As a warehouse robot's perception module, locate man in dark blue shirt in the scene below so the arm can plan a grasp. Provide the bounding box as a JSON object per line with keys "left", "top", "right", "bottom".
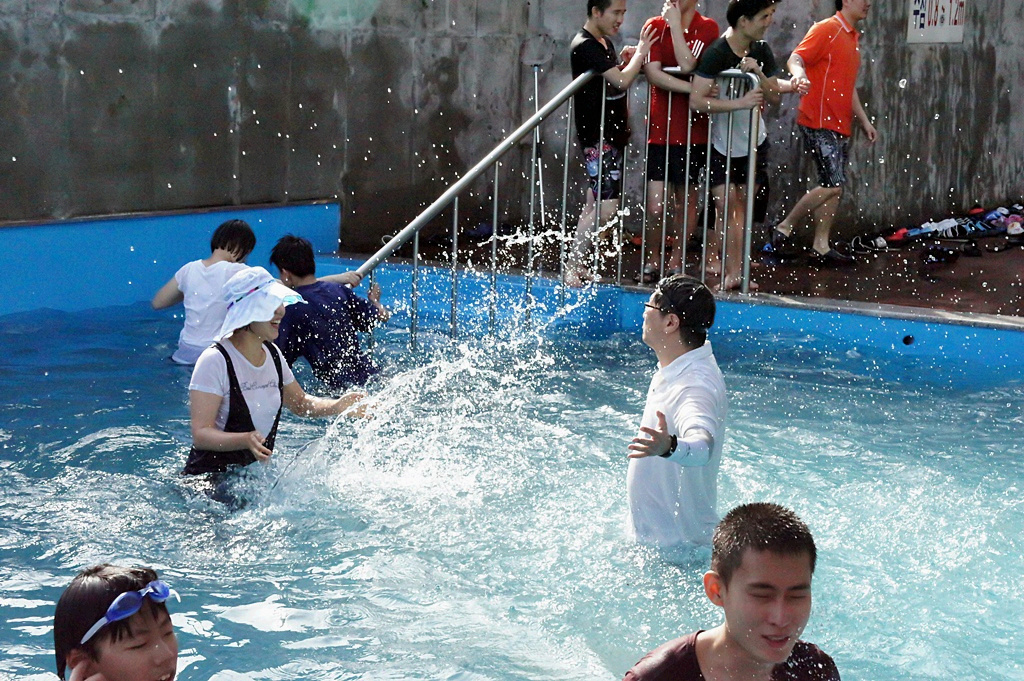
{"left": 270, "top": 235, "right": 389, "bottom": 391}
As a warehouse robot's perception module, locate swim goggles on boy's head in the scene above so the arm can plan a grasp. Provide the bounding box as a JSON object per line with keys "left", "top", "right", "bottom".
{"left": 80, "top": 580, "right": 180, "bottom": 645}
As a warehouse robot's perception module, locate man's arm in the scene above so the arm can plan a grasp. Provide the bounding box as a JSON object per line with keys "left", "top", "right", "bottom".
{"left": 151, "top": 277, "right": 184, "bottom": 309}
{"left": 627, "top": 410, "right": 713, "bottom": 466}
{"left": 690, "top": 74, "right": 763, "bottom": 114}
{"left": 319, "top": 271, "right": 362, "bottom": 288}
{"left": 786, "top": 52, "right": 811, "bottom": 95}
{"left": 643, "top": 61, "right": 693, "bottom": 94}
{"left": 738, "top": 55, "right": 781, "bottom": 105}
{"left": 366, "top": 282, "right": 391, "bottom": 322}
{"left": 601, "top": 23, "right": 658, "bottom": 91}
{"left": 662, "top": 2, "right": 699, "bottom": 73}
{"left": 852, "top": 89, "right": 878, "bottom": 142}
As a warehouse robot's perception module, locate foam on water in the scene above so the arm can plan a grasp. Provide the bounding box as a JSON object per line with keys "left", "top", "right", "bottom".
{"left": 0, "top": 303, "right": 1022, "bottom": 680}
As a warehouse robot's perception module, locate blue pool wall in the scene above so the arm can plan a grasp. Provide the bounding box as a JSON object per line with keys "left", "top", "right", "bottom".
{"left": 3, "top": 205, "right": 1023, "bottom": 379}
{"left": 320, "top": 259, "right": 1024, "bottom": 381}
{"left": 0, "top": 202, "right": 340, "bottom": 316}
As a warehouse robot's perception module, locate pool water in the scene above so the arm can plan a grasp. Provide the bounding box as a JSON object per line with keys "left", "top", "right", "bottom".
{"left": 1, "top": 302, "right": 1022, "bottom": 680}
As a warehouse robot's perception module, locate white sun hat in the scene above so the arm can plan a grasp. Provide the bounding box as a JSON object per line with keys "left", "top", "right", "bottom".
{"left": 217, "top": 266, "right": 304, "bottom": 340}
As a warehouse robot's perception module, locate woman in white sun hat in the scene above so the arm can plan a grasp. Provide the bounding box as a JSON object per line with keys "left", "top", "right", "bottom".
{"left": 183, "top": 266, "right": 367, "bottom": 476}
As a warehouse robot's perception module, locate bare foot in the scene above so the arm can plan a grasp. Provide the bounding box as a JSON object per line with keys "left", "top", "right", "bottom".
{"left": 702, "top": 260, "right": 722, "bottom": 277}
{"left": 720, "top": 273, "right": 759, "bottom": 292}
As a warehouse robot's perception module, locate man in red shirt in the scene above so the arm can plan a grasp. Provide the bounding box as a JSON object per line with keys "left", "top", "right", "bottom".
{"left": 765, "top": 0, "right": 878, "bottom": 266}
{"left": 638, "top": 0, "right": 719, "bottom": 283}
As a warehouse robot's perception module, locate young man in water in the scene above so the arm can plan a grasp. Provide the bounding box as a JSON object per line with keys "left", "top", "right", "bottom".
{"left": 270, "top": 235, "right": 390, "bottom": 391}
{"left": 53, "top": 564, "right": 179, "bottom": 681}
{"left": 626, "top": 274, "right": 726, "bottom": 547}
{"left": 623, "top": 502, "right": 841, "bottom": 680}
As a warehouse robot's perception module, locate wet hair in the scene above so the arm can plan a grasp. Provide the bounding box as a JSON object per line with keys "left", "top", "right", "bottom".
{"left": 653, "top": 274, "right": 716, "bottom": 347}
{"left": 711, "top": 503, "right": 817, "bottom": 586}
{"left": 210, "top": 219, "right": 256, "bottom": 260}
{"left": 53, "top": 565, "right": 167, "bottom": 680}
{"left": 587, "top": 0, "right": 614, "bottom": 17}
{"left": 270, "top": 234, "right": 317, "bottom": 278}
{"left": 726, "top": 0, "right": 779, "bottom": 28}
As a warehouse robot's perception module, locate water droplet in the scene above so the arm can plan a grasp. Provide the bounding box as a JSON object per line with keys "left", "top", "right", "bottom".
{"left": 934, "top": 113, "right": 940, "bottom": 119}
{"left": 898, "top": 78, "right": 907, "bottom": 88}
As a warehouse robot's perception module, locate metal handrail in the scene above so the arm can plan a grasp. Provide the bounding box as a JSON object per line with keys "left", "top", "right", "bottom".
{"left": 355, "top": 71, "right": 596, "bottom": 280}
{"left": 354, "top": 64, "right": 764, "bottom": 349}
{"left": 715, "top": 70, "right": 761, "bottom": 294}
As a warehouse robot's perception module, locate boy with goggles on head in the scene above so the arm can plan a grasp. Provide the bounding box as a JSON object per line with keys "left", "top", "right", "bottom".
{"left": 53, "top": 565, "right": 179, "bottom": 681}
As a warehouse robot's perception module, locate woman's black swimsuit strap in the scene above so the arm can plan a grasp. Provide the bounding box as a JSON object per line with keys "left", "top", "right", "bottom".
{"left": 181, "top": 341, "right": 285, "bottom": 476}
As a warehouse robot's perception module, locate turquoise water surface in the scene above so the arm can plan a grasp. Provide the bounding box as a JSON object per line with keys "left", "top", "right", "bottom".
{"left": 1, "top": 300, "right": 1022, "bottom": 680}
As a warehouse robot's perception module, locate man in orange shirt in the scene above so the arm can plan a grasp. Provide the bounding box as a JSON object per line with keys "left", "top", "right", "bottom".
{"left": 764, "top": 0, "right": 878, "bottom": 266}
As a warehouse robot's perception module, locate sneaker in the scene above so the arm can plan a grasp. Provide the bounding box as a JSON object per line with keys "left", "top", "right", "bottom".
{"left": 808, "top": 248, "right": 855, "bottom": 267}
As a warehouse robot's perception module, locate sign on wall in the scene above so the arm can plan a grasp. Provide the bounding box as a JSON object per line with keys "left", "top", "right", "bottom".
{"left": 907, "top": 0, "right": 966, "bottom": 43}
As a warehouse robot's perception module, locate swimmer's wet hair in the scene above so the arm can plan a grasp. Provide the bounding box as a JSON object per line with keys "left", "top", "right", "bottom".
{"left": 711, "top": 502, "right": 817, "bottom": 586}
{"left": 653, "top": 274, "right": 716, "bottom": 347}
{"left": 53, "top": 564, "right": 166, "bottom": 680}
{"left": 270, "top": 234, "right": 317, "bottom": 278}
{"left": 210, "top": 219, "right": 256, "bottom": 261}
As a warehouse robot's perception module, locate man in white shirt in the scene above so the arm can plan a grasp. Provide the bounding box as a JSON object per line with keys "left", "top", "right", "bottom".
{"left": 626, "top": 274, "right": 727, "bottom": 547}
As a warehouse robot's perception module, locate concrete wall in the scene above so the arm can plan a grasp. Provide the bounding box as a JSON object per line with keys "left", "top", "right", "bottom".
{"left": 0, "top": 0, "right": 530, "bottom": 252}
{"left": 0, "top": 0, "right": 1020, "bottom": 251}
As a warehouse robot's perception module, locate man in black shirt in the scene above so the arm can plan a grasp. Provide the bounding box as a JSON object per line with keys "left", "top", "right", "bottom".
{"left": 567, "top": 0, "right": 655, "bottom": 286}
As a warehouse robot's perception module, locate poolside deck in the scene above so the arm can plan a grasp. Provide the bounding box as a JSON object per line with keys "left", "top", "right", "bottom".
{"left": 741, "top": 240, "right": 1024, "bottom": 319}
{"left": 360, "top": 231, "right": 1024, "bottom": 323}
